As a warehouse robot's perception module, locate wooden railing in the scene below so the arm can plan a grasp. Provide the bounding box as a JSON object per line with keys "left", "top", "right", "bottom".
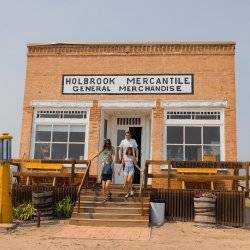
{"left": 151, "top": 188, "right": 245, "bottom": 227}
{"left": 145, "top": 160, "right": 250, "bottom": 194}
{"left": 11, "top": 159, "right": 91, "bottom": 186}
{"left": 77, "top": 160, "right": 92, "bottom": 213}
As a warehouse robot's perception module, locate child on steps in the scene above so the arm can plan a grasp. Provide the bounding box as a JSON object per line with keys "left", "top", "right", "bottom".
{"left": 101, "top": 154, "right": 114, "bottom": 202}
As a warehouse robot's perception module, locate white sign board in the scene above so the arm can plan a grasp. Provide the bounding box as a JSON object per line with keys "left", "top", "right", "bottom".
{"left": 62, "top": 74, "right": 193, "bottom": 95}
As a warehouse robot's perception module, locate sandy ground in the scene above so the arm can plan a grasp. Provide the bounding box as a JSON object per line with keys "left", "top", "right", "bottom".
{"left": 0, "top": 221, "right": 250, "bottom": 250}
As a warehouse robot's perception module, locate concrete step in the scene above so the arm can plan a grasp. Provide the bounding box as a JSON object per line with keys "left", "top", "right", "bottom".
{"left": 69, "top": 218, "right": 149, "bottom": 227}
{"left": 73, "top": 206, "right": 149, "bottom": 214}
{"left": 79, "top": 195, "right": 150, "bottom": 202}
{"left": 71, "top": 212, "right": 148, "bottom": 220}
{"left": 78, "top": 201, "right": 149, "bottom": 208}
{"left": 81, "top": 190, "right": 151, "bottom": 196}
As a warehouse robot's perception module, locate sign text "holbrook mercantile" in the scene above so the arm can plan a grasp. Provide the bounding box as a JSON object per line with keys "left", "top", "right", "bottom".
{"left": 62, "top": 74, "right": 193, "bottom": 95}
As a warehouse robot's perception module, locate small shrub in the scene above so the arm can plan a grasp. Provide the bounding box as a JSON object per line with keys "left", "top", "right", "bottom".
{"left": 13, "top": 203, "right": 34, "bottom": 221}
{"left": 54, "top": 197, "right": 73, "bottom": 218}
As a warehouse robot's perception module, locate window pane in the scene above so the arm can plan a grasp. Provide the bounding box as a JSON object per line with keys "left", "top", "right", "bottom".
{"left": 167, "top": 126, "right": 183, "bottom": 144}
{"left": 69, "top": 125, "right": 85, "bottom": 142}
{"left": 34, "top": 143, "right": 50, "bottom": 159}
{"left": 203, "top": 146, "right": 220, "bottom": 161}
{"left": 167, "top": 145, "right": 183, "bottom": 160}
{"left": 51, "top": 143, "right": 67, "bottom": 159}
{"left": 203, "top": 127, "right": 220, "bottom": 144}
{"left": 35, "top": 125, "right": 51, "bottom": 142}
{"left": 185, "top": 127, "right": 201, "bottom": 144}
{"left": 185, "top": 145, "right": 202, "bottom": 161}
{"left": 52, "top": 125, "right": 68, "bottom": 142}
{"left": 68, "top": 144, "right": 85, "bottom": 159}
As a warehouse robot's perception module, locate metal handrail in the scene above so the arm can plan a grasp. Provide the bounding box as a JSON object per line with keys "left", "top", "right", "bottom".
{"left": 77, "top": 160, "right": 92, "bottom": 213}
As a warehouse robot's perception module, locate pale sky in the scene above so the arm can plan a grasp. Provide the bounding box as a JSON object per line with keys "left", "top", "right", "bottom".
{"left": 0, "top": 0, "right": 249, "bottom": 160}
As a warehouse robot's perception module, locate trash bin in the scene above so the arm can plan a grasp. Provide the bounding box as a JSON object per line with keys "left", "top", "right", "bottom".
{"left": 150, "top": 199, "right": 165, "bottom": 225}
{"left": 245, "top": 198, "right": 250, "bottom": 228}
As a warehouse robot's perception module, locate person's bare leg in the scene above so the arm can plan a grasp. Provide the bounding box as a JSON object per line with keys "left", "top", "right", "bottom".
{"left": 123, "top": 175, "right": 128, "bottom": 192}
{"left": 127, "top": 175, "right": 133, "bottom": 194}
{"left": 106, "top": 180, "right": 112, "bottom": 200}
{"left": 102, "top": 181, "right": 105, "bottom": 198}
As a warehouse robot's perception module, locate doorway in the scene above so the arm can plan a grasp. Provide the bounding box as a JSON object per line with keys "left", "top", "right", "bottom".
{"left": 99, "top": 110, "right": 151, "bottom": 184}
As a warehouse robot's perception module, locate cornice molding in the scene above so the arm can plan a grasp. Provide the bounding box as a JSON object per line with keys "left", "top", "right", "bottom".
{"left": 27, "top": 43, "right": 235, "bottom": 57}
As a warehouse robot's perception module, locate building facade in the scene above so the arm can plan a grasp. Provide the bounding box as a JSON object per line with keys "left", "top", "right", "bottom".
{"left": 20, "top": 42, "right": 237, "bottom": 186}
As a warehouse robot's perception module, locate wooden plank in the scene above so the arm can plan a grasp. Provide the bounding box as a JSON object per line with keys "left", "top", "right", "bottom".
{"left": 13, "top": 171, "right": 84, "bottom": 178}
{"left": 148, "top": 173, "right": 246, "bottom": 181}
{"left": 25, "top": 162, "right": 63, "bottom": 170}
{"left": 176, "top": 168, "right": 218, "bottom": 174}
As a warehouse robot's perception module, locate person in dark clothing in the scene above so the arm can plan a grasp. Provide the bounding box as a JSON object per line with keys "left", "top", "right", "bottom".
{"left": 101, "top": 154, "right": 114, "bottom": 202}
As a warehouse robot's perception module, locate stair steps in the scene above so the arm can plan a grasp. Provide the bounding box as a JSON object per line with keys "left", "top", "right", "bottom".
{"left": 70, "top": 184, "right": 151, "bottom": 227}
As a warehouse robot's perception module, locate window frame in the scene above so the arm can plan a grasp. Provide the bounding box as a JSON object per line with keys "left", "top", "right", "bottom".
{"left": 31, "top": 107, "right": 90, "bottom": 160}
{"left": 163, "top": 108, "right": 225, "bottom": 162}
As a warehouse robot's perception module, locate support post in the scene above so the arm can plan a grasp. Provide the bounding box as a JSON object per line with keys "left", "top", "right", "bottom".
{"left": 245, "top": 162, "right": 249, "bottom": 197}
{"left": 71, "top": 161, "right": 75, "bottom": 185}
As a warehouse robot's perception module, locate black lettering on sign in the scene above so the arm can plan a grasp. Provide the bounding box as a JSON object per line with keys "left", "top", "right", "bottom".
{"left": 65, "top": 78, "right": 71, "bottom": 85}
{"left": 126, "top": 78, "right": 135, "bottom": 84}
{"left": 184, "top": 77, "right": 190, "bottom": 84}
{"left": 119, "top": 86, "right": 126, "bottom": 91}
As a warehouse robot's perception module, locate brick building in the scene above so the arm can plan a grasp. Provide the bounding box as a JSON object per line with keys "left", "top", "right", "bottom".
{"left": 20, "top": 42, "right": 237, "bottom": 187}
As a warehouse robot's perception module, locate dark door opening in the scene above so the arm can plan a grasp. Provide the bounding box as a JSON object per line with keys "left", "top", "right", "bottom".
{"left": 129, "top": 127, "right": 142, "bottom": 184}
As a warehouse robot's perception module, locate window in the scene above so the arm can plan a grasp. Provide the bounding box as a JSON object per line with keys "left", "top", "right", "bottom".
{"left": 34, "top": 124, "right": 85, "bottom": 160}
{"left": 166, "top": 126, "right": 221, "bottom": 161}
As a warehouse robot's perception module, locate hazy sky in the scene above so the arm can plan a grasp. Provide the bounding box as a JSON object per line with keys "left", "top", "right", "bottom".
{"left": 0, "top": 0, "right": 249, "bottom": 160}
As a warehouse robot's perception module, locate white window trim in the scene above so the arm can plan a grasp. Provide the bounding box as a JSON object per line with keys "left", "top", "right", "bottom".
{"left": 161, "top": 100, "right": 227, "bottom": 108}
{"left": 30, "top": 107, "right": 90, "bottom": 160}
{"left": 31, "top": 100, "right": 93, "bottom": 108}
{"left": 98, "top": 100, "right": 156, "bottom": 109}
{"left": 163, "top": 107, "right": 225, "bottom": 161}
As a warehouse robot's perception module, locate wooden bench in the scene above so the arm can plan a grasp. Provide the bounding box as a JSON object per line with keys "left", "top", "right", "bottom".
{"left": 176, "top": 168, "right": 218, "bottom": 190}
{"left": 12, "top": 160, "right": 86, "bottom": 186}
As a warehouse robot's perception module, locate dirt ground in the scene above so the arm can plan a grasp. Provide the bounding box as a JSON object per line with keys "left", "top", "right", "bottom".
{"left": 0, "top": 221, "right": 250, "bottom": 250}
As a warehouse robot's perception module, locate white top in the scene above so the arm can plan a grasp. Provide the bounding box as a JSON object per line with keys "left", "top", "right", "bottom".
{"left": 123, "top": 155, "right": 135, "bottom": 168}
{"left": 119, "top": 139, "right": 138, "bottom": 154}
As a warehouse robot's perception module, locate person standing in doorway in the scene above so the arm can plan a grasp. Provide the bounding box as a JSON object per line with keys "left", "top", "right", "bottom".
{"left": 118, "top": 131, "right": 139, "bottom": 196}
{"left": 118, "top": 131, "right": 139, "bottom": 162}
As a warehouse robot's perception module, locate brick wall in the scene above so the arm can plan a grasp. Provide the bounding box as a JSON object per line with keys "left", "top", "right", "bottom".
{"left": 20, "top": 43, "right": 237, "bottom": 185}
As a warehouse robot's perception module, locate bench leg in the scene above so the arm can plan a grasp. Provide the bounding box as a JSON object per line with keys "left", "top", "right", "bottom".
{"left": 182, "top": 181, "right": 186, "bottom": 189}
{"left": 53, "top": 177, "right": 56, "bottom": 187}
{"left": 26, "top": 176, "right": 30, "bottom": 185}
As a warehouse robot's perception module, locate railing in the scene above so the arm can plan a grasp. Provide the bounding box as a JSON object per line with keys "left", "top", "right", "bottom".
{"left": 145, "top": 160, "right": 250, "bottom": 195}
{"left": 11, "top": 159, "right": 91, "bottom": 186}
{"left": 77, "top": 160, "right": 92, "bottom": 213}
{"left": 12, "top": 184, "right": 77, "bottom": 206}
{"left": 151, "top": 189, "right": 245, "bottom": 227}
